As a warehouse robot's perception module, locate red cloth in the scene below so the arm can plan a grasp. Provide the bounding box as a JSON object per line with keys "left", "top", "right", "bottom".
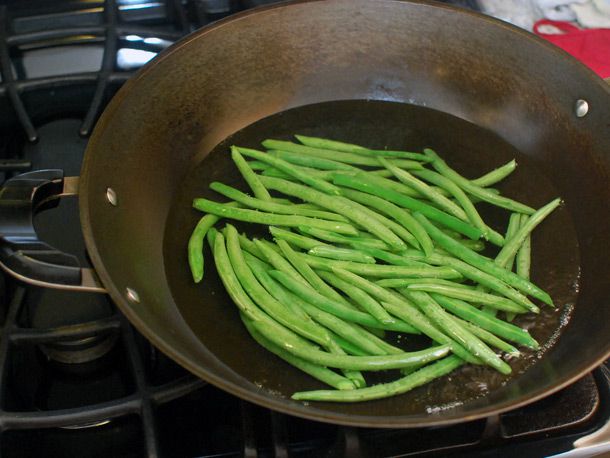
{"left": 534, "top": 19, "right": 610, "bottom": 78}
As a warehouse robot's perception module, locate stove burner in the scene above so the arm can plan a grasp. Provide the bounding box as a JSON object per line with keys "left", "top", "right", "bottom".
{"left": 26, "top": 287, "right": 118, "bottom": 365}
{"left": 61, "top": 419, "right": 112, "bottom": 430}
{"left": 40, "top": 333, "right": 118, "bottom": 365}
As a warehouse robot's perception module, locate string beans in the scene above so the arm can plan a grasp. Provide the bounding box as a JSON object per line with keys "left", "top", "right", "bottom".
{"left": 188, "top": 134, "right": 561, "bottom": 404}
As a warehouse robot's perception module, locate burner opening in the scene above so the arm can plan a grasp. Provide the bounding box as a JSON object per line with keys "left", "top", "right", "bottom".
{"left": 5, "top": 334, "right": 135, "bottom": 412}
{"left": 1, "top": 414, "right": 144, "bottom": 458}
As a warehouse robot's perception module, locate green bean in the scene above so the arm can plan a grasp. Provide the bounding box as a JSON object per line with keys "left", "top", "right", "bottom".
{"left": 453, "top": 317, "right": 520, "bottom": 355}
{"left": 332, "top": 172, "right": 482, "bottom": 240}
{"left": 269, "top": 149, "right": 360, "bottom": 172}
{"left": 368, "top": 168, "right": 395, "bottom": 177}
{"left": 235, "top": 146, "right": 342, "bottom": 196}
{"left": 230, "top": 146, "right": 272, "bottom": 201}
{"left": 262, "top": 139, "right": 425, "bottom": 169}
{"left": 272, "top": 197, "right": 297, "bottom": 205}
{"left": 237, "top": 234, "right": 267, "bottom": 260}
{"left": 295, "top": 202, "right": 328, "bottom": 211}
{"left": 250, "top": 320, "right": 450, "bottom": 371}
{"left": 218, "top": 231, "right": 448, "bottom": 370}
{"left": 424, "top": 149, "right": 535, "bottom": 214}
{"left": 295, "top": 134, "right": 432, "bottom": 161}
{"left": 380, "top": 299, "right": 478, "bottom": 365}
{"left": 499, "top": 213, "right": 522, "bottom": 270}
{"left": 379, "top": 157, "right": 468, "bottom": 221}
{"left": 339, "top": 188, "right": 433, "bottom": 255}
{"left": 270, "top": 226, "right": 328, "bottom": 251}
{"left": 297, "top": 226, "right": 390, "bottom": 251}
{"left": 299, "top": 252, "right": 462, "bottom": 279}
{"left": 437, "top": 230, "right": 488, "bottom": 252}
{"left": 516, "top": 215, "right": 532, "bottom": 280}
{"left": 495, "top": 198, "right": 561, "bottom": 269}
{"left": 376, "top": 278, "right": 475, "bottom": 289}
{"left": 470, "top": 159, "right": 517, "bottom": 187}
{"left": 341, "top": 171, "right": 458, "bottom": 200}
{"left": 258, "top": 176, "right": 407, "bottom": 251}
{"left": 192, "top": 198, "right": 358, "bottom": 235}
{"left": 456, "top": 240, "right": 486, "bottom": 252}
{"left": 291, "top": 355, "right": 463, "bottom": 402}
{"left": 275, "top": 239, "right": 353, "bottom": 308}
{"left": 349, "top": 246, "right": 429, "bottom": 268}
{"left": 322, "top": 189, "right": 421, "bottom": 249}
{"left": 329, "top": 321, "right": 403, "bottom": 355}
{"left": 268, "top": 270, "right": 416, "bottom": 333}
{"left": 480, "top": 212, "right": 521, "bottom": 316}
{"left": 328, "top": 321, "right": 401, "bottom": 355}
{"left": 255, "top": 239, "right": 309, "bottom": 285}
{"left": 325, "top": 341, "right": 368, "bottom": 388}
{"left": 412, "top": 168, "right": 504, "bottom": 246}
{"left": 248, "top": 260, "right": 388, "bottom": 356}
{"left": 261, "top": 164, "right": 338, "bottom": 182}
{"left": 225, "top": 225, "right": 330, "bottom": 346}
{"left": 309, "top": 245, "right": 376, "bottom": 264}
{"left": 329, "top": 268, "right": 480, "bottom": 364}
{"left": 188, "top": 202, "right": 240, "bottom": 283}
{"left": 246, "top": 160, "right": 270, "bottom": 171}
{"left": 213, "top": 231, "right": 282, "bottom": 320}
{"left": 340, "top": 200, "right": 420, "bottom": 248}
{"left": 215, "top": 233, "right": 327, "bottom": 350}
{"left": 261, "top": 167, "right": 298, "bottom": 181}
{"left": 316, "top": 270, "right": 397, "bottom": 326}
{"left": 368, "top": 149, "right": 432, "bottom": 161}
{"left": 431, "top": 294, "right": 539, "bottom": 349}
{"left": 188, "top": 214, "right": 219, "bottom": 283}
{"left": 427, "top": 253, "right": 540, "bottom": 313}
{"left": 206, "top": 227, "right": 219, "bottom": 253}
{"left": 413, "top": 213, "right": 551, "bottom": 308}
{"left": 439, "top": 228, "right": 462, "bottom": 239}
{"left": 241, "top": 314, "right": 356, "bottom": 390}
{"left": 267, "top": 149, "right": 358, "bottom": 171}
{"left": 295, "top": 134, "right": 371, "bottom": 153}
{"left": 329, "top": 332, "right": 370, "bottom": 356}
{"left": 404, "top": 290, "right": 511, "bottom": 374}
{"left": 210, "top": 181, "right": 348, "bottom": 222}
{"left": 242, "top": 251, "right": 311, "bottom": 319}
{"left": 346, "top": 326, "right": 404, "bottom": 355}
{"left": 406, "top": 284, "right": 527, "bottom": 314}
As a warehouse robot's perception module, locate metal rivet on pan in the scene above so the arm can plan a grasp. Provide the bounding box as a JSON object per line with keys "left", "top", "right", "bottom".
{"left": 575, "top": 99, "right": 589, "bottom": 118}
{"left": 106, "top": 187, "right": 118, "bottom": 206}
{"left": 126, "top": 287, "right": 140, "bottom": 304}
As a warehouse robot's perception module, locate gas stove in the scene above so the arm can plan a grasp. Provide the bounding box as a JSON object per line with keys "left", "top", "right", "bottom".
{"left": 0, "top": 1, "right": 608, "bottom": 457}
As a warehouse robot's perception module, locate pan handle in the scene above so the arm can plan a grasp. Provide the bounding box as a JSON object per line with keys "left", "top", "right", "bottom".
{"left": 0, "top": 169, "right": 105, "bottom": 293}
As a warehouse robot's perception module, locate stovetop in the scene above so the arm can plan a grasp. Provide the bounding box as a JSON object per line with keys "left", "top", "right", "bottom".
{"left": 0, "top": 1, "right": 608, "bottom": 457}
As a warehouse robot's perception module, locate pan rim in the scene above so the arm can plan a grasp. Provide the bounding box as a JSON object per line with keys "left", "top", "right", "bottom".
{"left": 79, "top": 0, "right": 610, "bottom": 428}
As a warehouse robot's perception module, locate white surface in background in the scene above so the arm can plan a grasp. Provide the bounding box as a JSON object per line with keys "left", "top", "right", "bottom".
{"left": 572, "top": 0, "right": 610, "bottom": 27}
{"left": 22, "top": 46, "right": 103, "bottom": 78}
{"left": 20, "top": 45, "right": 161, "bottom": 78}
{"left": 478, "top": 0, "right": 543, "bottom": 30}
{"left": 480, "top": 0, "right": 610, "bottom": 30}
{"left": 116, "top": 48, "right": 157, "bottom": 69}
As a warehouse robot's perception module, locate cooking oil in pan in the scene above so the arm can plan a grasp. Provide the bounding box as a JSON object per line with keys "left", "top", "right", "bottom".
{"left": 164, "top": 100, "right": 580, "bottom": 412}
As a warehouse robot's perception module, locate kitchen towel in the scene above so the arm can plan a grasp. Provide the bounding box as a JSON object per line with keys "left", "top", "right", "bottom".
{"left": 534, "top": 19, "right": 610, "bottom": 77}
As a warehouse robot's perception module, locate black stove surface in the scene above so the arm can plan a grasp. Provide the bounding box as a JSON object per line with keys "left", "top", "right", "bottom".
{"left": 0, "top": 1, "right": 608, "bottom": 457}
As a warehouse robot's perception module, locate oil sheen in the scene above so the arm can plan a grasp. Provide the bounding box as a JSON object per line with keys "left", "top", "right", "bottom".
{"left": 164, "top": 100, "right": 580, "bottom": 413}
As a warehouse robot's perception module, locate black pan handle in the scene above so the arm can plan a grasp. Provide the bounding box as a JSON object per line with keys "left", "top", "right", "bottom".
{"left": 0, "top": 169, "right": 105, "bottom": 292}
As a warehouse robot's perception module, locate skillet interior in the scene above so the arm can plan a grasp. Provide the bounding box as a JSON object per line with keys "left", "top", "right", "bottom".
{"left": 79, "top": 0, "right": 610, "bottom": 426}
{"left": 164, "top": 99, "right": 581, "bottom": 413}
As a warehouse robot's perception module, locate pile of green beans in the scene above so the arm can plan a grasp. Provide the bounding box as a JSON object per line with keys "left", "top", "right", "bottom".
{"left": 188, "top": 134, "right": 561, "bottom": 403}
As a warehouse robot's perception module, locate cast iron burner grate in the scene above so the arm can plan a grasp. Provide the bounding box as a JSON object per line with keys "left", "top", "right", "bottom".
{"left": 0, "top": 1, "right": 608, "bottom": 457}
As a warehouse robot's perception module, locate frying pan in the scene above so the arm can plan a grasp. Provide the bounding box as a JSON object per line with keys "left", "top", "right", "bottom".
{"left": 0, "top": 0, "right": 609, "bottom": 428}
